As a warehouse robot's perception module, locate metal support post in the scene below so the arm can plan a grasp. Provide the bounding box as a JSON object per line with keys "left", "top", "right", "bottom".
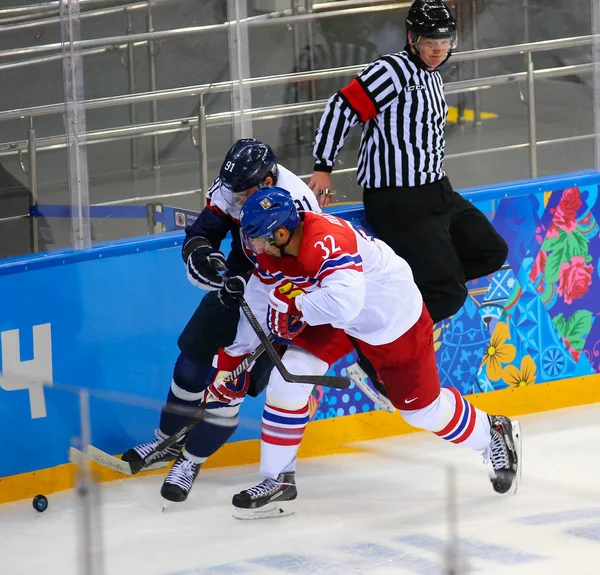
{"left": 126, "top": 11, "right": 138, "bottom": 170}
{"left": 27, "top": 116, "right": 39, "bottom": 253}
{"left": 470, "top": 0, "right": 480, "bottom": 126}
{"left": 147, "top": 2, "right": 159, "bottom": 169}
{"left": 227, "top": 0, "right": 252, "bottom": 140}
{"left": 306, "top": 0, "right": 317, "bottom": 144}
{"left": 592, "top": 0, "right": 600, "bottom": 172}
{"left": 60, "top": 0, "right": 91, "bottom": 251}
{"left": 456, "top": 0, "right": 465, "bottom": 125}
{"left": 198, "top": 94, "right": 208, "bottom": 208}
{"left": 527, "top": 54, "right": 538, "bottom": 178}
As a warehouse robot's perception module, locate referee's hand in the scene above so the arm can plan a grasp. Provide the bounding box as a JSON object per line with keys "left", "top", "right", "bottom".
{"left": 308, "top": 171, "right": 334, "bottom": 208}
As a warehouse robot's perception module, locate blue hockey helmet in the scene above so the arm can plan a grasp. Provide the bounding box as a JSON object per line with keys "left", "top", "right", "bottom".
{"left": 220, "top": 139, "right": 278, "bottom": 195}
{"left": 240, "top": 186, "right": 300, "bottom": 253}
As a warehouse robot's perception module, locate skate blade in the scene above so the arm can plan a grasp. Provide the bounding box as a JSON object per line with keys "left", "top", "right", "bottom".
{"left": 489, "top": 420, "right": 522, "bottom": 496}
{"left": 232, "top": 502, "right": 295, "bottom": 520}
{"left": 509, "top": 420, "right": 522, "bottom": 496}
{"left": 161, "top": 500, "right": 173, "bottom": 512}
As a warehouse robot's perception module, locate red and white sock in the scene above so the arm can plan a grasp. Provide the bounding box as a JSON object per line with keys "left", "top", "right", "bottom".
{"left": 400, "top": 387, "right": 491, "bottom": 452}
{"left": 259, "top": 346, "right": 327, "bottom": 479}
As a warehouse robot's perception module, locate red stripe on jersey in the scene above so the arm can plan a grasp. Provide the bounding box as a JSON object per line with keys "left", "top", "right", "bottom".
{"left": 434, "top": 387, "right": 463, "bottom": 438}
{"left": 340, "top": 79, "right": 377, "bottom": 123}
{"left": 318, "top": 263, "right": 363, "bottom": 282}
{"left": 206, "top": 198, "right": 226, "bottom": 216}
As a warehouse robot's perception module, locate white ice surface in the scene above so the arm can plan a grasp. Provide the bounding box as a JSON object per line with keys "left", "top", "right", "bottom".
{"left": 2, "top": 404, "right": 600, "bottom": 575}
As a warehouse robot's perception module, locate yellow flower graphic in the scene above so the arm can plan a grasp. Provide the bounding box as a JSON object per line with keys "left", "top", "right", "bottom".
{"left": 502, "top": 355, "right": 537, "bottom": 388}
{"left": 433, "top": 323, "right": 446, "bottom": 352}
{"left": 482, "top": 322, "right": 516, "bottom": 381}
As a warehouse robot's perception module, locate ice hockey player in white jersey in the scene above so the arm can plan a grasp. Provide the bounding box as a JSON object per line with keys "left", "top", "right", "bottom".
{"left": 120, "top": 140, "right": 320, "bottom": 505}
{"left": 206, "top": 186, "right": 521, "bottom": 519}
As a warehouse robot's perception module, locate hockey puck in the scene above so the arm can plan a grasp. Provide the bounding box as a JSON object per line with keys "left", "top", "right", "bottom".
{"left": 32, "top": 494, "right": 48, "bottom": 513}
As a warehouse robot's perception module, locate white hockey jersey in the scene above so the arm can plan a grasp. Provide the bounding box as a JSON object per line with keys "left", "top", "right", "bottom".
{"left": 228, "top": 211, "right": 423, "bottom": 355}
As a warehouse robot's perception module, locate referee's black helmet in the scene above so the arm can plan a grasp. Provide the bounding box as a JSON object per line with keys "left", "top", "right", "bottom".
{"left": 406, "top": 0, "right": 456, "bottom": 40}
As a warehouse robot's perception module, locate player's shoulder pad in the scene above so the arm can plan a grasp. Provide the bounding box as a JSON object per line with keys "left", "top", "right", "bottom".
{"left": 277, "top": 165, "right": 321, "bottom": 213}
{"left": 302, "top": 213, "right": 357, "bottom": 260}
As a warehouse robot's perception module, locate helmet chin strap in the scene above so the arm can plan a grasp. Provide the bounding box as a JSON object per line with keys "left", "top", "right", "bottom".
{"left": 272, "top": 227, "right": 296, "bottom": 257}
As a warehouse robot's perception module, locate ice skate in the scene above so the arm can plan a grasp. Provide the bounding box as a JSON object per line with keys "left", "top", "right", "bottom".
{"left": 160, "top": 452, "right": 201, "bottom": 504}
{"left": 486, "top": 415, "right": 521, "bottom": 495}
{"left": 120, "top": 429, "right": 185, "bottom": 472}
{"left": 232, "top": 472, "right": 297, "bottom": 520}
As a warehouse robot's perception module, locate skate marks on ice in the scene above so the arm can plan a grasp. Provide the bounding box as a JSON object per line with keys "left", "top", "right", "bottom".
{"left": 518, "top": 507, "right": 600, "bottom": 542}
{"left": 163, "top": 534, "right": 545, "bottom": 575}
{"left": 163, "top": 505, "right": 600, "bottom": 575}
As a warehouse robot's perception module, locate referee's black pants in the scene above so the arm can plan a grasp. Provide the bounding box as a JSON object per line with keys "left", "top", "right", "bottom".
{"left": 363, "top": 176, "right": 508, "bottom": 324}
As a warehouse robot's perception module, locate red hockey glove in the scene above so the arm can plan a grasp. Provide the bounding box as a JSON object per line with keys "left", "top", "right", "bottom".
{"left": 267, "top": 282, "right": 306, "bottom": 344}
{"left": 207, "top": 348, "right": 250, "bottom": 403}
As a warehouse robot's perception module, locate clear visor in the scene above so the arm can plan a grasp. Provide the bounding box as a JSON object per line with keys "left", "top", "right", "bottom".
{"left": 221, "top": 183, "right": 260, "bottom": 208}
{"left": 246, "top": 234, "right": 274, "bottom": 255}
{"left": 416, "top": 33, "right": 458, "bottom": 51}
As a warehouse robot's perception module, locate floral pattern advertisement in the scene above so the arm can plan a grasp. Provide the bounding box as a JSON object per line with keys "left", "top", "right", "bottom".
{"left": 311, "top": 184, "right": 600, "bottom": 420}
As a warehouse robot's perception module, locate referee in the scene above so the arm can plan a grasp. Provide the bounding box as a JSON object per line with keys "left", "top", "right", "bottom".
{"left": 308, "top": 0, "right": 508, "bottom": 325}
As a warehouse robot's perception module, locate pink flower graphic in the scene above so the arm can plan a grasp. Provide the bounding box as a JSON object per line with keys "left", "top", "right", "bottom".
{"left": 556, "top": 256, "right": 593, "bottom": 304}
{"left": 529, "top": 249, "right": 547, "bottom": 284}
{"left": 562, "top": 338, "right": 581, "bottom": 363}
{"left": 548, "top": 188, "right": 582, "bottom": 237}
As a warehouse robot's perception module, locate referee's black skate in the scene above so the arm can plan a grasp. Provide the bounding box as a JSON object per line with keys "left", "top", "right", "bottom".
{"left": 160, "top": 452, "right": 201, "bottom": 505}
{"left": 232, "top": 472, "right": 297, "bottom": 520}
{"left": 121, "top": 429, "right": 185, "bottom": 471}
{"left": 486, "top": 415, "right": 522, "bottom": 495}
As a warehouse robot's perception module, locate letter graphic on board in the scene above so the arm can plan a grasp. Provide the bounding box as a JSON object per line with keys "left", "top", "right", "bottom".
{"left": 0, "top": 324, "right": 53, "bottom": 419}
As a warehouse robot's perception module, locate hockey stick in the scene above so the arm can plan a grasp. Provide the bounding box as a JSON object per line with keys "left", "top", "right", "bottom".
{"left": 226, "top": 277, "right": 350, "bottom": 389}
{"left": 70, "top": 336, "right": 272, "bottom": 476}
{"left": 345, "top": 363, "right": 395, "bottom": 413}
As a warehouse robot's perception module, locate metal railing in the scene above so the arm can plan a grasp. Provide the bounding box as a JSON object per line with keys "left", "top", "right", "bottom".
{"left": 0, "top": 12, "right": 595, "bottom": 251}
{"left": 0, "top": 2, "right": 410, "bottom": 60}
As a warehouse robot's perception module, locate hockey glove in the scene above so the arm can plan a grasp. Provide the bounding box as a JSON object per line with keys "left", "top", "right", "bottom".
{"left": 207, "top": 348, "right": 251, "bottom": 404}
{"left": 218, "top": 275, "right": 247, "bottom": 308}
{"left": 183, "top": 237, "right": 226, "bottom": 291}
{"left": 267, "top": 282, "right": 306, "bottom": 345}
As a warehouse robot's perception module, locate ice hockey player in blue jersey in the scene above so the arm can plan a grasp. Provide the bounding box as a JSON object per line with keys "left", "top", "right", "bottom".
{"left": 120, "top": 139, "right": 320, "bottom": 504}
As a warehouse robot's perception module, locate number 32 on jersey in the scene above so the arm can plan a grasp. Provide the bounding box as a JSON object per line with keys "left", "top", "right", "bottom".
{"left": 314, "top": 235, "right": 342, "bottom": 260}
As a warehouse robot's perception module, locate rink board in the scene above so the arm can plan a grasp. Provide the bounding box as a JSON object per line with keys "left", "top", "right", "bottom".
{"left": 1, "top": 170, "right": 600, "bottom": 504}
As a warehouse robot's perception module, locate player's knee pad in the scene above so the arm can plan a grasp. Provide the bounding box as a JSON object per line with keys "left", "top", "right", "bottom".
{"left": 265, "top": 346, "right": 327, "bottom": 410}
{"left": 160, "top": 354, "right": 210, "bottom": 436}
{"left": 171, "top": 353, "right": 211, "bottom": 400}
{"left": 204, "top": 401, "right": 241, "bottom": 427}
{"left": 184, "top": 402, "right": 240, "bottom": 460}
{"left": 399, "top": 388, "right": 454, "bottom": 432}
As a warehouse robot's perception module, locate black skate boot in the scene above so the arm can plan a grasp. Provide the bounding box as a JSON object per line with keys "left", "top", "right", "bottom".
{"left": 121, "top": 429, "right": 185, "bottom": 472}
{"left": 486, "top": 415, "right": 522, "bottom": 495}
{"left": 232, "top": 472, "right": 297, "bottom": 520}
{"left": 160, "top": 452, "right": 201, "bottom": 505}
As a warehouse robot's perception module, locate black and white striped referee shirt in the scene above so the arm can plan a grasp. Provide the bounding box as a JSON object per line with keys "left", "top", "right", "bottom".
{"left": 313, "top": 46, "right": 448, "bottom": 189}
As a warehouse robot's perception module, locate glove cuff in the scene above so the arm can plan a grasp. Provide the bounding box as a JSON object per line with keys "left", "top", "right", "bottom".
{"left": 215, "top": 348, "right": 248, "bottom": 371}
{"left": 182, "top": 236, "right": 213, "bottom": 262}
